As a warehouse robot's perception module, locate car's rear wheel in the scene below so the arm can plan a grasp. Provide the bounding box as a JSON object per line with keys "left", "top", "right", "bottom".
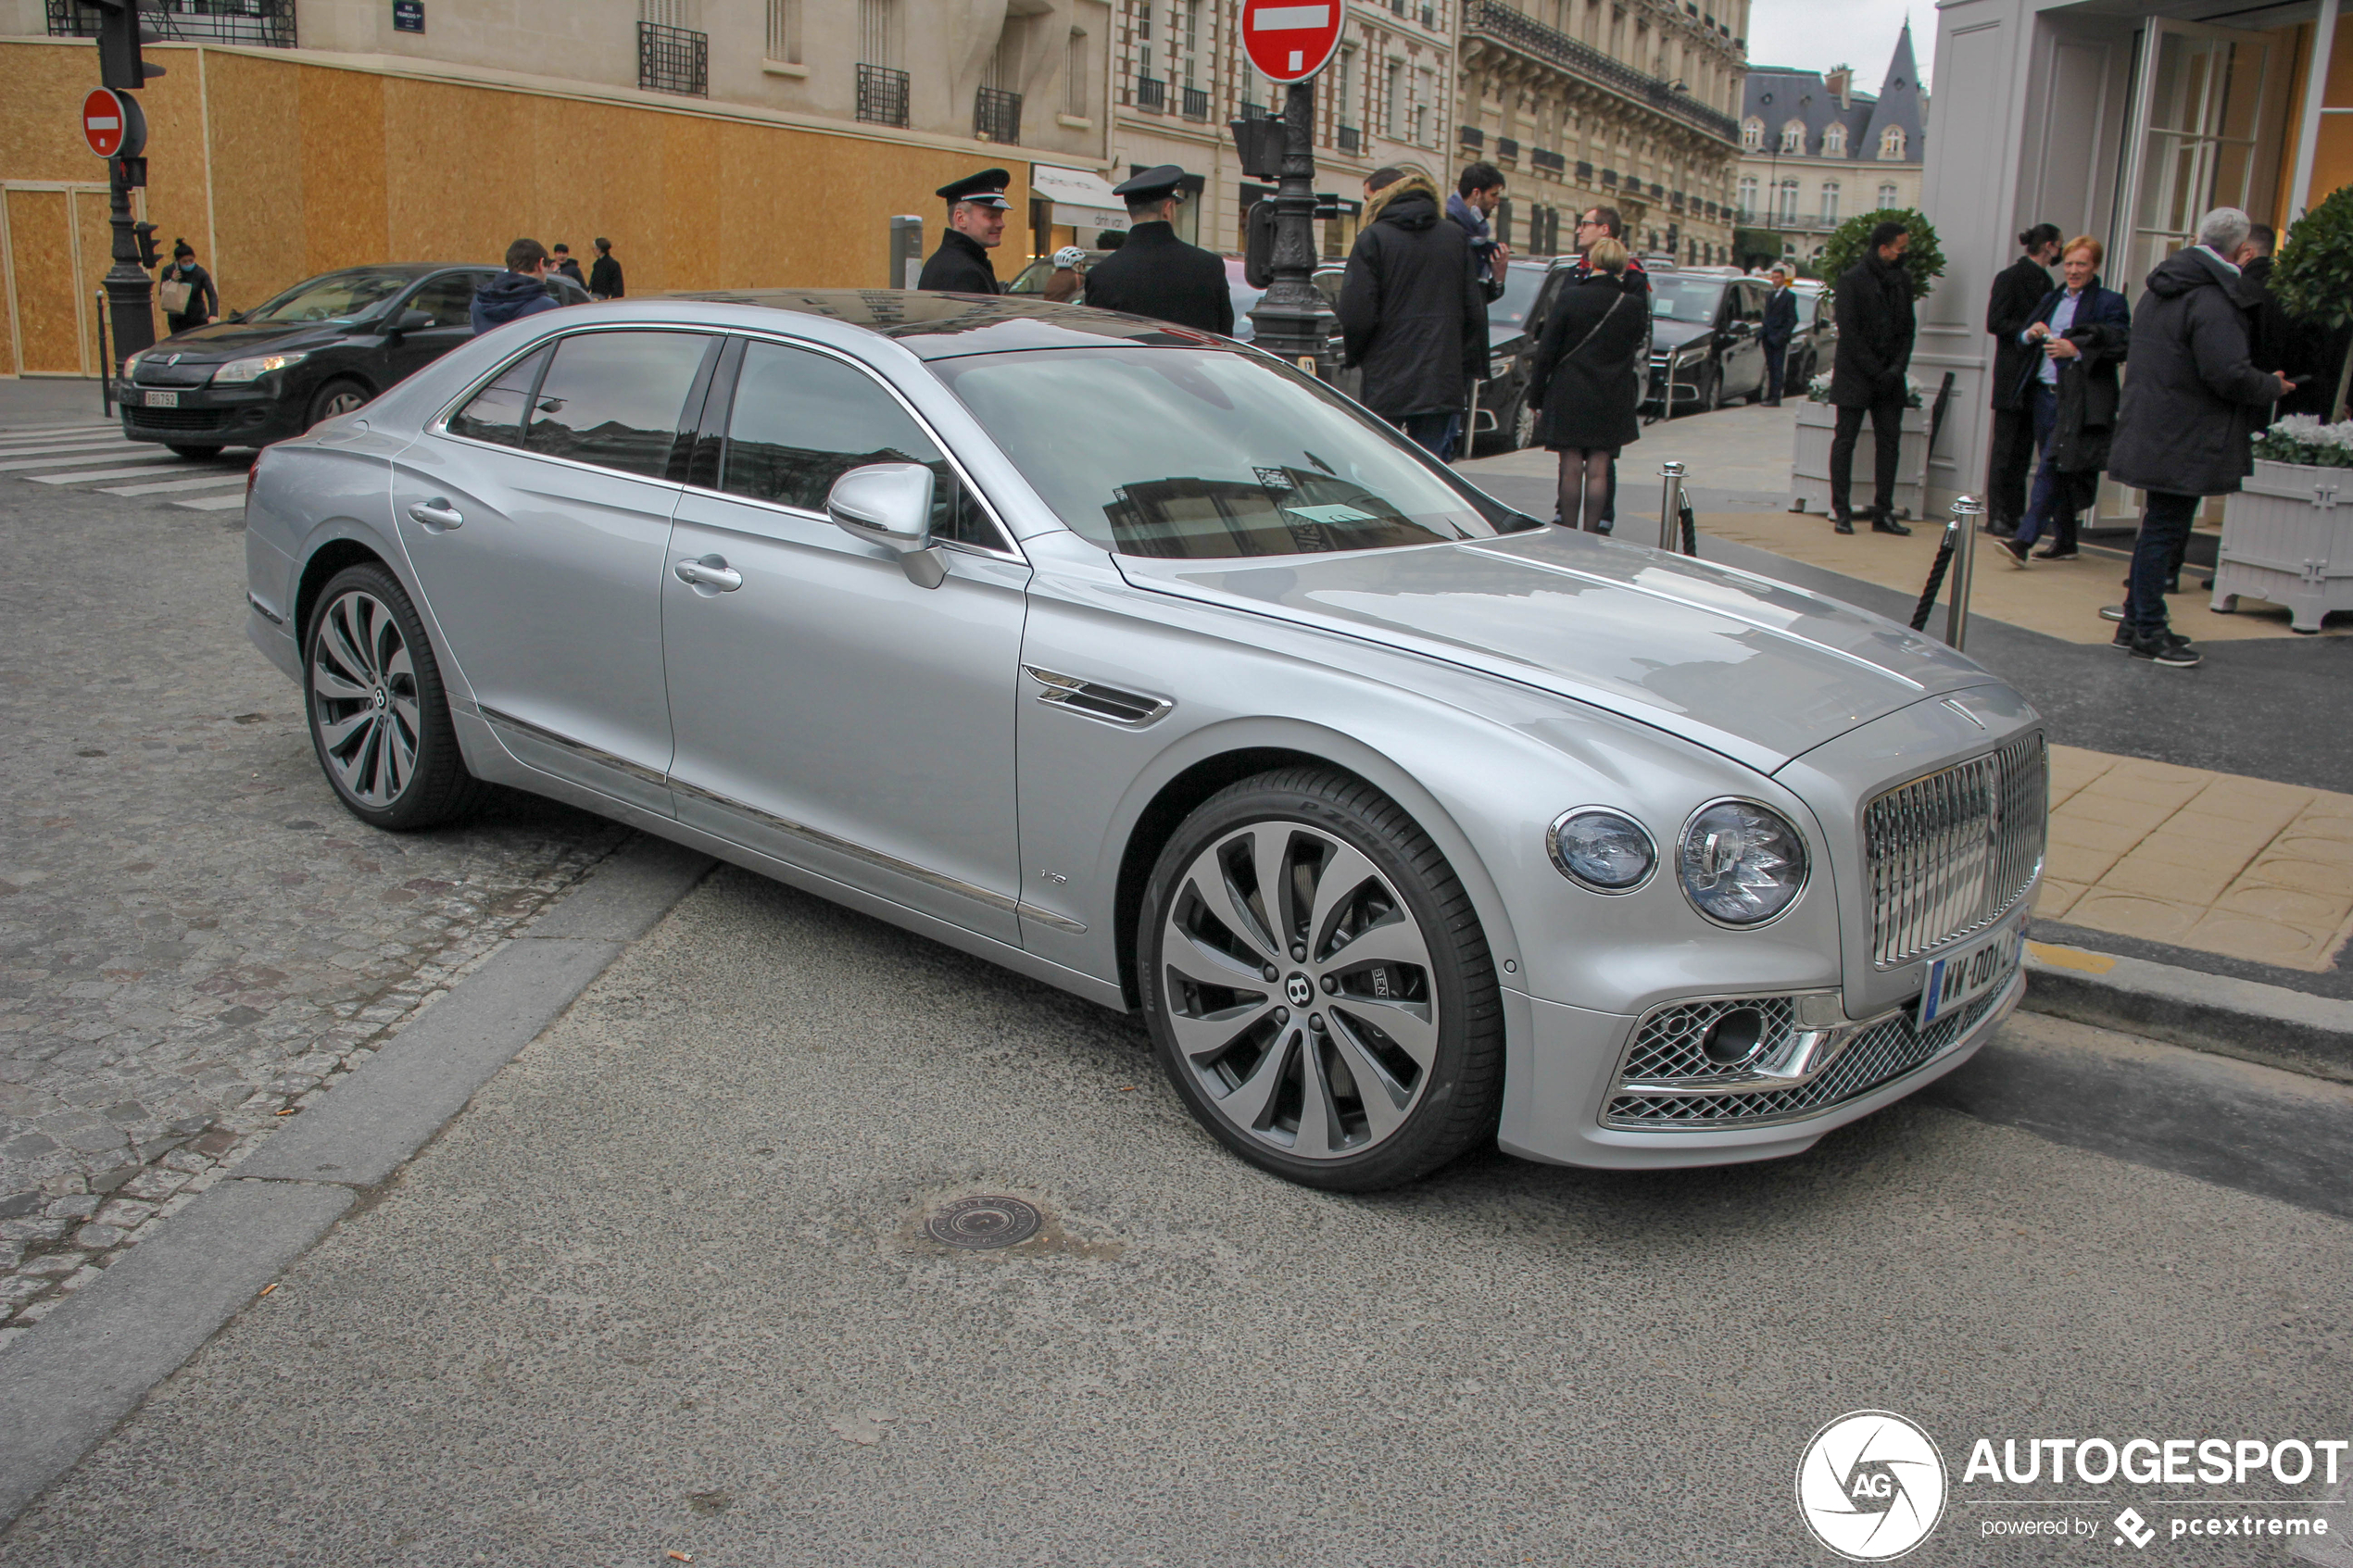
{"left": 1138, "top": 767, "right": 1504, "bottom": 1191}
{"left": 304, "top": 378, "right": 370, "bottom": 430}
{"left": 165, "top": 443, "right": 222, "bottom": 460}
{"left": 1700, "top": 362, "right": 1724, "bottom": 412}
{"left": 304, "top": 563, "right": 486, "bottom": 832}
{"left": 1511, "top": 392, "right": 1537, "bottom": 451}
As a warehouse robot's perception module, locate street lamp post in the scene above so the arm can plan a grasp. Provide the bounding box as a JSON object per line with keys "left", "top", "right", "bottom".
{"left": 1246, "top": 81, "right": 1332, "bottom": 374}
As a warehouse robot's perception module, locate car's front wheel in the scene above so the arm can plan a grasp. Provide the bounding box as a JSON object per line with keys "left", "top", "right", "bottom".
{"left": 304, "top": 378, "right": 370, "bottom": 430}
{"left": 1138, "top": 767, "right": 1505, "bottom": 1191}
{"left": 304, "top": 563, "right": 485, "bottom": 831}
{"left": 1511, "top": 391, "right": 1537, "bottom": 451}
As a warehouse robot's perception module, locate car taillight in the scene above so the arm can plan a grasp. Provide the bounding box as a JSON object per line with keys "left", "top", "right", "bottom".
{"left": 245, "top": 459, "right": 259, "bottom": 502}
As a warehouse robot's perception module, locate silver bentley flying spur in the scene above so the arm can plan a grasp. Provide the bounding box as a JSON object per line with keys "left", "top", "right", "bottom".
{"left": 242, "top": 292, "right": 2045, "bottom": 1191}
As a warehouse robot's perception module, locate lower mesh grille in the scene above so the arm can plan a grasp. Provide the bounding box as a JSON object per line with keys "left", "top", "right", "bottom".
{"left": 1620, "top": 997, "right": 1797, "bottom": 1084}
{"left": 1604, "top": 985, "right": 2007, "bottom": 1128}
{"left": 124, "top": 408, "right": 236, "bottom": 432}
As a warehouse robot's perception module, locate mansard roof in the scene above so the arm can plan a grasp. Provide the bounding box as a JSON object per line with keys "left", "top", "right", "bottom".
{"left": 1740, "top": 20, "right": 1925, "bottom": 164}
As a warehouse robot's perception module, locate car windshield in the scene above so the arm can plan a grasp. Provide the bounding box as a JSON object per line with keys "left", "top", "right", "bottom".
{"left": 1650, "top": 276, "right": 1727, "bottom": 325}
{"left": 1491, "top": 264, "right": 1547, "bottom": 331}
{"left": 245, "top": 271, "right": 411, "bottom": 323}
{"left": 934, "top": 345, "right": 1511, "bottom": 558}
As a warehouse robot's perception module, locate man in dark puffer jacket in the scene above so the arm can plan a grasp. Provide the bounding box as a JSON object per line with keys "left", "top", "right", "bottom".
{"left": 471, "top": 238, "right": 566, "bottom": 334}
{"left": 1338, "top": 171, "right": 1487, "bottom": 458}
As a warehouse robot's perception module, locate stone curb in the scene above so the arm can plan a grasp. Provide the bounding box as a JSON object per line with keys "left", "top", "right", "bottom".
{"left": 0, "top": 834, "right": 713, "bottom": 1530}
{"left": 2019, "top": 941, "right": 2353, "bottom": 1085}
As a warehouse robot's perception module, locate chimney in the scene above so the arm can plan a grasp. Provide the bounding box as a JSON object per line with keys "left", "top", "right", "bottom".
{"left": 1825, "top": 64, "right": 1852, "bottom": 108}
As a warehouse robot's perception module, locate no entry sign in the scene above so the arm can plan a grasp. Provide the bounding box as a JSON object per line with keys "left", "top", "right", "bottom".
{"left": 82, "top": 87, "right": 145, "bottom": 159}
{"left": 1240, "top": 0, "right": 1341, "bottom": 84}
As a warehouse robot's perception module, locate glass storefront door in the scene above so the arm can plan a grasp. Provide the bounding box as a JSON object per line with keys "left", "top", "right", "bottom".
{"left": 2115, "top": 19, "right": 2284, "bottom": 294}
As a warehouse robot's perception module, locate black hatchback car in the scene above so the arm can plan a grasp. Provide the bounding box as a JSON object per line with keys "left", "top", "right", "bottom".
{"left": 118, "top": 264, "right": 589, "bottom": 456}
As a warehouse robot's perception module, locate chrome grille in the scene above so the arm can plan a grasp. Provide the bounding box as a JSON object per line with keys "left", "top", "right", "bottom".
{"left": 1604, "top": 985, "right": 2005, "bottom": 1127}
{"left": 1621, "top": 997, "right": 1797, "bottom": 1084}
{"left": 1866, "top": 734, "right": 2046, "bottom": 968}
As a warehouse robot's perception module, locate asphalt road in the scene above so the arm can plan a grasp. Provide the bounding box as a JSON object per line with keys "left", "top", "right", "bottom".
{"left": 5, "top": 868, "right": 2344, "bottom": 1566}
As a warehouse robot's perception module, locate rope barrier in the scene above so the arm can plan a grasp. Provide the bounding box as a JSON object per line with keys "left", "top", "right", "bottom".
{"left": 1910, "top": 520, "right": 1957, "bottom": 632}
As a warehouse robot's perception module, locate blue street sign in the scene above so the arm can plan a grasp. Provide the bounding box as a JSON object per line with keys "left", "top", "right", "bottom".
{"left": 393, "top": 0, "right": 424, "bottom": 31}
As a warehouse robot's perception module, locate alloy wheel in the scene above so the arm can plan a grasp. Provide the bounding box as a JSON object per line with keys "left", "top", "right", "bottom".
{"left": 1157, "top": 821, "right": 1440, "bottom": 1160}
{"left": 309, "top": 589, "right": 422, "bottom": 808}
{"left": 1513, "top": 395, "right": 1537, "bottom": 450}
{"left": 321, "top": 389, "right": 368, "bottom": 418}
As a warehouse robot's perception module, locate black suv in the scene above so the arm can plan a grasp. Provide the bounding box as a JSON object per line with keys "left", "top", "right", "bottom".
{"left": 118, "top": 264, "right": 590, "bottom": 456}
{"left": 1643, "top": 270, "right": 1773, "bottom": 414}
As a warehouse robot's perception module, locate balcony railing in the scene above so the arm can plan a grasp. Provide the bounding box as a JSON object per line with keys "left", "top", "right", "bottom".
{"left": 1338, "top": 124, "right": 1362, "bottom": 154}
{"left": 1421, "top": 4, "right": 1436, "bottom": 25}
{"left": 1495, "top": 137, "right": 1519, "bottom": 160}
{"left": 1600, "top": 168, "right": 1618, "bottom": 188}
{"left": 858, "top": 63, "right": 911, "bottom": 127}
{"left": 975, "top": 85, "right": 1022, "bottom": 144}
{"left": 1459, "top": 125, "right": 1484, "bottom": 148}
{"left": 1530, "top": 147, "right": 1565, "bottom": 173}
{"left": 637, "top": 20, "right": 708, "bottom": 96}
{"left": 1462, "top": 0, "right": 1739, "bottom": 145}
{"left": 1577, "top": 160, "right": 1593, "bottom": 182}
{"left": 1181, "top": 84, "right": 1210, "bottom": 120}
{"left": 1136, "top": 75, "right": 1166, "bottom": 111}
{"left": 48, "top": 0, "right": 295, "bottom": 46}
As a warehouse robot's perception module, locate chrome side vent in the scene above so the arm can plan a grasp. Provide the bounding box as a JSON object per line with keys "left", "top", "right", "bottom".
{"left": 1023, "top": 666, "right": 1173, "bottom": 729}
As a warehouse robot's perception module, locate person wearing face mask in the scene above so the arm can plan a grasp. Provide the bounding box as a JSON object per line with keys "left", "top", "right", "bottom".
{"left": 1998, "top": 235, "right": 2129, "bottom": 567}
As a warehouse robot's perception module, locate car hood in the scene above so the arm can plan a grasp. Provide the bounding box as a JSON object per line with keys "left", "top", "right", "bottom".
{"left": 146, "top": 319, "right": 358, "bottom": 358}
{"left": 1648, "top": 318, "right": 1713, "bottom": 354}
{"left": 1115, "top": 525, "right": 1997, "bottom": 774}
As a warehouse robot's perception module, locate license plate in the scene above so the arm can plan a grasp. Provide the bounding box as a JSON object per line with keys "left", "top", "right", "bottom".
{"left": 144, "top": 390, "right": 179, "bottom": 408}
{"left": 1919, "top": 922, "right": 2021, "bottom": 1027}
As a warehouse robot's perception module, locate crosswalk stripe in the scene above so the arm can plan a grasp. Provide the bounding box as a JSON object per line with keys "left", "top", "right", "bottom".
{"left": 0, "top": 449, "right": 179, "bottom": 473}
{"left": 0, "top": 437, "right": 134, "bottom": 457}
{"left": 29, "top": 463, "right": 226, "bottom": 484}
{"left": 173, "top": 493, "right": 247, "bottom": 512}
{"left": 99, "top": 473, "right": 249, "bottom": 495}
{"left": 0, "top": 423, "right": 121, "bottom": 444}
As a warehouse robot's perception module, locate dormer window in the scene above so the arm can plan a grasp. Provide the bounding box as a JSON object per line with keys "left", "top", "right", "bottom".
{"left": 1880, "top": 125, "right": 1906, "bottom": 158}
{"left": 1821, "top": 124, "right": 1845, "bottom": 155}
{"left": 1742, "top": 116, "right": 1763, "bottom": 149}
{"left": 1780, "top": 119, "right": 1806, "bottom": 154}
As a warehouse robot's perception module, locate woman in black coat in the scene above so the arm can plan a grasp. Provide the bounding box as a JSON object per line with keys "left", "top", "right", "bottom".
{"left": 1525, "top": 236, "right": 1646, "bottom": 532}
{"left": 157, "top": 238, "right": 219, "bottom": 337}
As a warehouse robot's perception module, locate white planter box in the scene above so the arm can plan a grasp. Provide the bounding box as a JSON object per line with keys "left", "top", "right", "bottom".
{"left": 2212, "top": 458, "right": 2353, "bottom": 633}
{"left": 1788, "top": 398, "right": 1931, "bottom": 520}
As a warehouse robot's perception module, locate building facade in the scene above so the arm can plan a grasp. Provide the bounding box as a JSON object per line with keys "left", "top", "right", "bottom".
{"left": 1917, "top": 0, "right": 2352, "bottom": 517}
{"left": 0, "top": 0, "right": 1117, "bottom": 375}
{"left": 1454, "top": 0, "right": 1748, "bottom": 266}
{"left": 1734, "top": 25, "right": 1926, "bottom": 270}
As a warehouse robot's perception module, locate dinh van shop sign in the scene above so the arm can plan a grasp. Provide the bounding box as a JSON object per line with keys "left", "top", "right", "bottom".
{"left": 1795, "top": 1410, "right": 2346, "bottom": 1560}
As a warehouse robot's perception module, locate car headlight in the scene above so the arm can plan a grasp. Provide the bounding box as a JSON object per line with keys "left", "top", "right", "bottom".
{"left": 213, "top": 351, "right": 308, "bottom": 384}
{"left": 1678, "top": 800, "right": 1808, "bottom": 925}
{"left": 1676, "top": 344, "right": 1708, "bottom": 363}
{"left": 1548, "top": 809, "right": 1656, "bottom": 892}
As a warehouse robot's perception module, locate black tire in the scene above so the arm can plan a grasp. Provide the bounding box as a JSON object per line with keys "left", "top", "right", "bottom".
{"left": 165, "top": 443, "right": 223, "bottom": 460}
{"left": 1700, "top": 363, "right": 1724, "bottom": 412}
{"left": 304, "top": 377, "right": 371, "bottom": 430}
{"left": 303, "top": 562, "right": 488, "bottom": 832}
{"left": 1137, "top": 766, "right": 1505, "bottom": 1192}
{"left": 1510, "top": 391, "right": 1537, "bottom": 452}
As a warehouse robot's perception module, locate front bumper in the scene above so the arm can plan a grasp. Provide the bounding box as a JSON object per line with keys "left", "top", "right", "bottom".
{"left": 1496, "top": 965, "right": 2023, "bottom": 1170}
{"left": 119, "top": 381, "right": 302, "bottom": 449}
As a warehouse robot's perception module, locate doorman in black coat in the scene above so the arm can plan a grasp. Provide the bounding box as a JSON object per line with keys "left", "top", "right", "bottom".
{"left": 1081, "top": 166, "right": 1234, "bottom": 334}
{"left": 917, "top": 169, "right": 1011, "bottom": 295}
{"left": 1828, "top": 220, "right": 1920, "bottom": 534}
{"left": 1983, "top": 224, "right": 2061, "bottom": 534}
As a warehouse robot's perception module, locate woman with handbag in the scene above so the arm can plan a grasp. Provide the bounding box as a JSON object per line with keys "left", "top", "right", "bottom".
{"left": 1525, "top": 235, "right": 1645, "bottom": 533}
{"left": 157, "top": 239, "right": 218, "bottom": 337}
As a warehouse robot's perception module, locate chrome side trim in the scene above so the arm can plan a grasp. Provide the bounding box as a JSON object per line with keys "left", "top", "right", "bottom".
{"left": 1023, "top": 905, "right": 1088, "bottom": 935}
{"left": 665, "top": 774, "right": 1074, "bottom": 929}
{"left": 476, "top": 704, "right": 670, "bottom": 788}
{"left": 1022, "top": 665, "right": 1174, "bottom": 729}
{"left": 246, "top": 593, "right": 285, "bottom": 627}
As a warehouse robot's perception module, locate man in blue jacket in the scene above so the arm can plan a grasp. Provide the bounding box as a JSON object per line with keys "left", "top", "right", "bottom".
{"left": 1760, "top": 265, "right": 1799, "bottom": 405}
{"left": 471, "top": 239, "right": 566, "bottom": 334}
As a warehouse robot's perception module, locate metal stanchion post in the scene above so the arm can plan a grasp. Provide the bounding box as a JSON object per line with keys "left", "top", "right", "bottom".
{"left": 1944, "top": 494, "right": 1984, "bottom": 650}
{"left": 1657, "top": 462, "right": 1685, "bottom": 552}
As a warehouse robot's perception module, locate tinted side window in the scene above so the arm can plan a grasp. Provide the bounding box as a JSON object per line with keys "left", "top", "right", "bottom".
{"left": 447, "top": 345, "right": 549, "bottom": 447}
{"left": 525, "top": 331, "right": 710, "bottom": 479}
{"left": 1741, "top": 284, "right": 1768, "bottom": 324}
{"left": 406, "top": 272, "right": 486, "bottom": 329}
{"left": 722, "top": 340, "right": 1005, "bottom": 550}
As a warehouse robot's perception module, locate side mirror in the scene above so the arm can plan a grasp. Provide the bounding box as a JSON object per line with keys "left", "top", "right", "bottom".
{"left": 391, "top": 309, "right": 433, "bottom": 333}
{"left": 825, "top": 462, "right": 943, "bottom": 589}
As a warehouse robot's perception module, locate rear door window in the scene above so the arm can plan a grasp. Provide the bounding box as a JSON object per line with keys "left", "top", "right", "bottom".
{"left": 447, "top": 345, "right": 550, "bottom": 446}
{"left": 523, "top": 331, "right": 712, "bottom": 479}
{"left": 405, "top": 272, "right": 487, "bottom": 329}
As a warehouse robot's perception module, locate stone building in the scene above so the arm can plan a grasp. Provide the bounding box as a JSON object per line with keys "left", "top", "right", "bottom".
{"left": 1454, "top": 0, "right": 1749, "bottom": 265}
{"left": 0, "top": 0, "right": 1116, "bottom": 376}
{"left": 1733, "top": 23, "right": 1928, "bottom": 270}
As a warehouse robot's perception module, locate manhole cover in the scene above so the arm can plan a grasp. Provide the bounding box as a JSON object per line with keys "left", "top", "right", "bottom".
{"left": 924, "top": 1196, "right": 1042, "bottom": 1249}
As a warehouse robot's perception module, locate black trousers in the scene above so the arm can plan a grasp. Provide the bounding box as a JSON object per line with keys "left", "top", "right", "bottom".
{"left": 1762, "top": 339, "right": 1790, "bottom": 401}
{"left": 1829, "top": 395, "right": 1906, "bottom": 521}
{"left": 1985, "top": 405, "right": 2035, "bottom": 529}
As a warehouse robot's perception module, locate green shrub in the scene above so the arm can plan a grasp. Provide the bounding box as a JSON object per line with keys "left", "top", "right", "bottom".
{"left": 1818, "top": 208, "right": 1945, "bottom": 300}
{"left": 2272, "top": 186, "right": 2353, "bottom": 420}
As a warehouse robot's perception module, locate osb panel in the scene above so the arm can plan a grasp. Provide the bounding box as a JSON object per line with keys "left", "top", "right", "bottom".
{"left": 75, "top": 186, "right": 132, "bottom": 369}
{"left": 135, "top": 50, "right": 216, "bottom": 295}
{"left": 6, "top": 188, "right": 81, "bottom": 374}
{"left": 203, "top": 50, "right": 309, "bottom": 316}
{"left": 298, "top": 66, "right": 388, "bottom": 282}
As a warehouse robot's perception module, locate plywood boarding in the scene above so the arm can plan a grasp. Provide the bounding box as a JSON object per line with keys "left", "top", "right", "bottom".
{"left": 73, "top": 186, "right": 115, "bottom": 373}
{"left": 6, "top": 188, "right": 81, "bottom": 374}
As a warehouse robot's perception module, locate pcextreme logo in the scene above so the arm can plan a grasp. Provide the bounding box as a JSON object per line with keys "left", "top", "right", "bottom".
{"left": 1797, "top": 1411, "right": 1950, "bottom": 1561}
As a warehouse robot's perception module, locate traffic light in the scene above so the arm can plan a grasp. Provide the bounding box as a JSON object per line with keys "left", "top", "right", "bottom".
{"left": 86, "top": 0, "right": 167, "bottom": 92}
{"left": 132, "top": 220, "right": 158, "bottom": 268}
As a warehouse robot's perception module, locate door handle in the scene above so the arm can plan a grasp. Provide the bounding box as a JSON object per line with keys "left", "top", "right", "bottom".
{"left": 407, "top": 499, "right": 462, "bottom": 530}
{"left": 673, "top": 556, "right": 742, "bottom": 592}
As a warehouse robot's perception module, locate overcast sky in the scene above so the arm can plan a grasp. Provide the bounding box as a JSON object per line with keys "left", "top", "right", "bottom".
{"left": 1745, "top": 1, "right": 1933, "bottom": 92}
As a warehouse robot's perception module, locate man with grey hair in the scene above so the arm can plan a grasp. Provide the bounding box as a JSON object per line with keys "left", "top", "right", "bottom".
{"left": 2103, "top": 207, "right": 2293, "bottom": 667}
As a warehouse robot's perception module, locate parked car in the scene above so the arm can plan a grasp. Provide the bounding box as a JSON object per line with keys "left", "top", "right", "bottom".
{"left": 1511, "top": 255, "right": 1658, "bottom": 445}
{"left": 1002, "top": 250, "right": 1113, "bottom": 298}
{"left": 1473, "top": 257, "right": 1555, "bottom": 452}
{"left": 244, "top": 291, "right": 2044, "bottom": 1192}
{"left": 1785, "top": 279, "right": 1837, "bottom": 387}
{"left": 119, "top": 263, "right": 589, "bottom": 457}
{"left": 1645, "top": 271, "right": 1774, "bottom": 414}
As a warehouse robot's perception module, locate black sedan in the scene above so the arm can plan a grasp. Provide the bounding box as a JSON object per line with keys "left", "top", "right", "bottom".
{"left": 1645, "top": 271, "right": 1773, "bottom": 414}
{"left": 118, "top": 263, "right": 589, "bottom": 457}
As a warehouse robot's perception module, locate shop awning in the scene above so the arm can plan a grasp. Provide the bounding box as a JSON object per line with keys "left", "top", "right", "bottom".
{"left": 1031, "top": 164, "right": 1131, "bottom": 233}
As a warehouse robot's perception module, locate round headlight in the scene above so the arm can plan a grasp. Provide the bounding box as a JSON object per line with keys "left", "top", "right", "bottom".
{"left": 1678, "top": 800, "right": 1808, "bottom": 925}
{"left": 1548, "top": 809, "right": 1656, "bottom": 892}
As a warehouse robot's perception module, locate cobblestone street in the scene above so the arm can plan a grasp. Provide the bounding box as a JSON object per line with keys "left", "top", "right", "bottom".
{"left": 0, "top": 442, "right": 624, "bottom": 1342}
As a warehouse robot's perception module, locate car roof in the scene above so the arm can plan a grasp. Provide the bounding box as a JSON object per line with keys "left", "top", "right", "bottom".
{"left": 660, "top": 288, "right": 1228, "bottom": 359}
